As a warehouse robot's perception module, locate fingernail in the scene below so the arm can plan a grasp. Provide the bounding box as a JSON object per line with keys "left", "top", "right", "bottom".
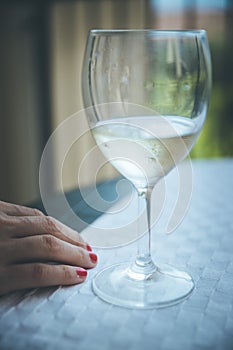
{"left": 89, "top": 252, "right": 98, "bottom": 263}
{"left": 76, "top": 268, "right": 87, "bottom": 277}
{"left": 86, "top": 244, "right": 92, "bottom": 252}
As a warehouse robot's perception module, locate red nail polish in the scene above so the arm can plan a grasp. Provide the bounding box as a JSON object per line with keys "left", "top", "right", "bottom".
{"left": 86, "top": 244, "right": 92, "bottom": 252}
{"left": 76, "top": 268, "right": 87, "bottom": 277}
{"left": 89, "top": 252, "right": 98, "bottom": 263}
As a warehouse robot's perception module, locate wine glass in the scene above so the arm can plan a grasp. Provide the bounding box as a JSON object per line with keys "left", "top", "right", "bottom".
{"left": 82, "top": 30, "right": 211, "bottom": 308}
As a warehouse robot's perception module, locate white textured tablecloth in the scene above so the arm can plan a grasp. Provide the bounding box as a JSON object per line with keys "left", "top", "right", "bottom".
{"left": 0, "top": 159, "right": 233, "bottom": 350}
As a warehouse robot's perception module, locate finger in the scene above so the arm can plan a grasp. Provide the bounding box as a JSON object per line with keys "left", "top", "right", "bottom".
{"left": 5, "top": 215, "right": 89, "bottom": 250}
{"left": 0, "top": 201, "right": 44, "bottom": 217}
{"left": 3, "top": 235, "right": 97, "bottom": 268}
{"left": 0, "top": 264, "right": 87, "bottom": 296}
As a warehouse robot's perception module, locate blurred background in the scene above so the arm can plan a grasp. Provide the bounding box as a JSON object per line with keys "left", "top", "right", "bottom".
{"left": 0, "top": 0, "right": 232, "bottom": 205}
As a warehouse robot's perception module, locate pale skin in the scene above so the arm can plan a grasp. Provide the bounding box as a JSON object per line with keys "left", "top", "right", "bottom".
{"left": 0, "top": 201, "right": 98, "bottom": 296}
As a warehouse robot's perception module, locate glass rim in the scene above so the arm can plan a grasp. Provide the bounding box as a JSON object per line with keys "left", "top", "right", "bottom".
{"left": 89, "top": 29, "right": 207, "bottom": 36}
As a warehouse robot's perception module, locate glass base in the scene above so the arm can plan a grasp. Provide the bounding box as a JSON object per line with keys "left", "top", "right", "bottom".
{"left": 92, "top": 262, "right": 194, "bottom": 309}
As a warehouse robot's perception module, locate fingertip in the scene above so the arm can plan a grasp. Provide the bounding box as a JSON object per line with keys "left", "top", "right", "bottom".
{"left": 86, "top": 244, "right": 92, "bottom": 252}
{"left": 76, "top": 267, "right": 88, "bottom": 278}
{"left": 89, "top": 252, "right": 98, "bottom": 264}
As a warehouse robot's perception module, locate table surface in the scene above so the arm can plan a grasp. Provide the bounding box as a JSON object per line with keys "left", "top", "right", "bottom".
{"left": 0, "top": 159, "right": 233, "bottom": 350}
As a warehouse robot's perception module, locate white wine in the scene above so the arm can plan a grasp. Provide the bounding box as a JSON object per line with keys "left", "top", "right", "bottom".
{"left": 93, "top": 116, "right": 199, "bottom": 188}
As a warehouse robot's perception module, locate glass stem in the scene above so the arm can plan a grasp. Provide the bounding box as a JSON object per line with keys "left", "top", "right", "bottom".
{"left": 128, "top": 187, "right": 157, "bottom": 281}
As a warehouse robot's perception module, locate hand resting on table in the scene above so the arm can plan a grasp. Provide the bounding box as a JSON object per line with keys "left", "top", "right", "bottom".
{"left": 0, "top": 201, "right": 97, "bottom": 296}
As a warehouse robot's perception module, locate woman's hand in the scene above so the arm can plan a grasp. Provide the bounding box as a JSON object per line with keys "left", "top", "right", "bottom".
{"left": 0, "top": 201, "right": 97, "bottom": 296}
